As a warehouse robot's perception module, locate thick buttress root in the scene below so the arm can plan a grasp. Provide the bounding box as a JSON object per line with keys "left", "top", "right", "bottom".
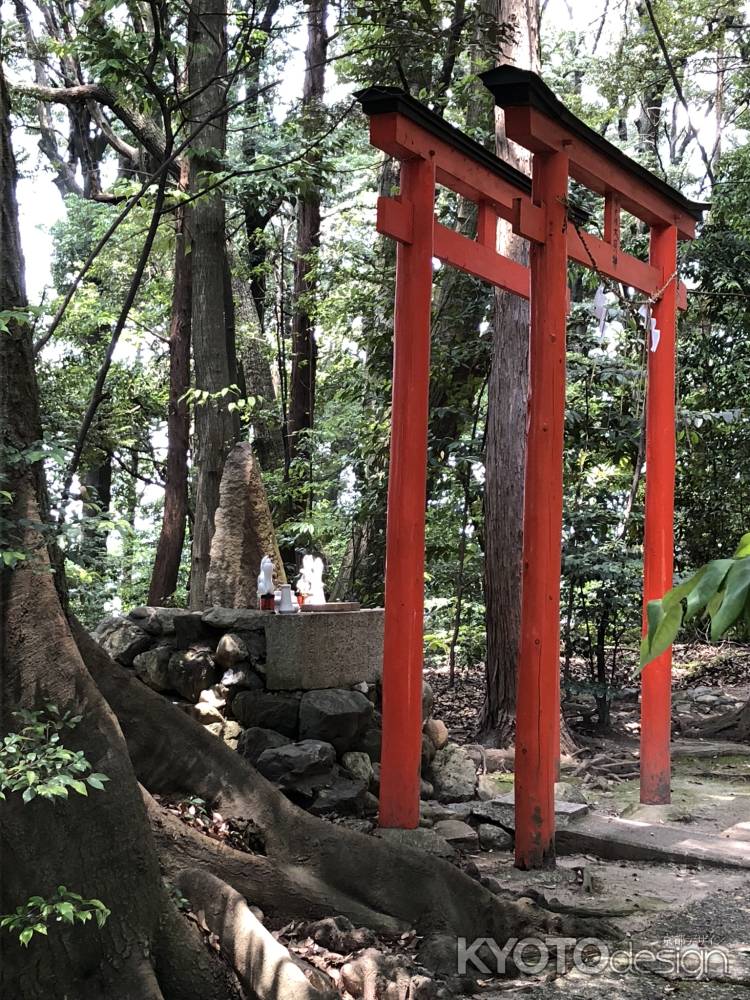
{"left": 175, "top": 868, "right": 336, "bottom": 1000}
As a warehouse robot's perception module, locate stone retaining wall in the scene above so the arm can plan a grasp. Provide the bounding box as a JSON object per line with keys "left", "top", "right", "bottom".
{"left": 93, "top": 605, "right": 520, "bottom": 855}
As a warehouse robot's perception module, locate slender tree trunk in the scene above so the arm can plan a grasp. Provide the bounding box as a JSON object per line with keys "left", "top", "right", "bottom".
{"left": 479, "top": 0, "right": 540, "bottom": 743}
{"left": 187, "top": 0, "right": 240, "bottom": 608}
{"left": 80, "top": 452, "right": 112, "bottom": 567}
{"left": 148, "top": 175, "right": 192, "bottom": 606}
{"left": 287, "top": 0, "right": 328, "bottom": 481}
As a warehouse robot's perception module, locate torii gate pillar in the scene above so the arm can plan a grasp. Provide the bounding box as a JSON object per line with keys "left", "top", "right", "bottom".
{"left": 640, "top": 223, "right": 679, "bottom": 804}
{"left": 514, "top": 149, "right": 569, "bottom": 868}
{"left": 378, "top": 155, "right": 436, "bottom": 827}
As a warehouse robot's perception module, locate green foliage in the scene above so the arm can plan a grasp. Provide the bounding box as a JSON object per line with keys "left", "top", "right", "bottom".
{"left": 7, "top": 0, "right": 750, "bottom": 677}
{"left": 0, "top": 705, "right": 109, "bottom": 803}
{"left": 641, "top": 533, "right": 750, "bottom": 667}
{"left": 0, "top": 887, "right": 110, "bottom": 947}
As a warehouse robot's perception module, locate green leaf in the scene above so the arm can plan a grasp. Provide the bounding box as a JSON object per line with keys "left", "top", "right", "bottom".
{"left": 733, "top": 533, "right": 750, "bottom": 559}
{"left": 640, "top": 599, "right": 683, "bottom": 669}
{"left": 684, "top": 559, "right": 734, "bottom": 620}
{"left": 56, "top": 902, "right": 75, "bottom": 923}
{"left": 19, "top": 928, "right": 33, "bottom": 946}
{"left": 709, "top": 558, "right": 750, "bottom": 638}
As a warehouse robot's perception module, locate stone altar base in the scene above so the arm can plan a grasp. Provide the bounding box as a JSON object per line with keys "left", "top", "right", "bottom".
{"left": 94, "top": 605, "right": 516, "bottom": 853}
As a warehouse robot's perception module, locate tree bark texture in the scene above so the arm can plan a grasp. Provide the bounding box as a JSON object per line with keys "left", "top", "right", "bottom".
{"left": 480, "top": 0, "right": 540, "bottom": 742}
{"left": 187, "top": 0, "right": 241, "bottom": 608}
{"left": 148, "top": 169, "right": 192, "bottom": 606}
{"left": 288, "top": 0, "right": 328, "bottom": 472}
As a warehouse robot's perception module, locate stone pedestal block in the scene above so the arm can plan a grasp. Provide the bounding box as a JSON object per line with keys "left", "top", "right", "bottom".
{"left": 264, "top": 610, "right": 383, "bottom": 690}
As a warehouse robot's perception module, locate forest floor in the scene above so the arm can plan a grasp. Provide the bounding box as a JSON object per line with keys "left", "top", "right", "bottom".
{"left": 417, "top": 643, "right": 750, "bottom": 998}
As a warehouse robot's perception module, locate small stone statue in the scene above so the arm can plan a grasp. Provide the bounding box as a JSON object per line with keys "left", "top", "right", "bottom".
{"left": 257, "top": 555, "right": 275, "bottom": 607}
{"left": 297, "top": 554, "right": 325, "bottom": 605}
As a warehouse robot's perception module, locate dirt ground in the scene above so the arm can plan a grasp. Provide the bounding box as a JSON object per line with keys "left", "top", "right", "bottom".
{"left": 422, "top": 645, "right": 750, "bottom": 997}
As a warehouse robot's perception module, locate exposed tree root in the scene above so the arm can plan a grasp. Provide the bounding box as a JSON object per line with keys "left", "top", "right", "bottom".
{"left": 153, "top": 887, "right": 244, "bottom": 1000}
{"left": 682, "top": 699, "right": 750, "bottom": 742}
{"left": 77, "top": 621, "right": 619, "bottom": 945}
{"left": 175, "top": 869, "right": 336, "bottom": 1000}
{"left": 144, "top": 789, "right": 406, "bottom": 933}
{"left": 499, "top": 887, "right": 636, "bottom": 919}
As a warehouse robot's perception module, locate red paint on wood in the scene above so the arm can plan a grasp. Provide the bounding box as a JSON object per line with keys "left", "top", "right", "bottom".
{"left": 566, "top": 227, "right": 660, "bottom": 298}
{"left": 514, "top": 151, "right": 569, "bottom": 870}
{"left": 503, "top": 107, "right": 697, "bottom": 239}
{"left": 604, "top": 193, "right": 621, "bottom": 250}
{"left": 376, "top": 196, "right": 414, "bottom": 245}
{"left": 640, "top": 224, "right": 678, "bottom": 805}
{"left": 477, "top": 201, "right": 498, "bottom": 247}
{"left": 370, "top": 114, "right": 527, "bottom": 227}
{"left": 378, "top": 154, "right": 436, "bottom": 829}
{"left": 433, "top": 223, "right": 530, "bottom": 298}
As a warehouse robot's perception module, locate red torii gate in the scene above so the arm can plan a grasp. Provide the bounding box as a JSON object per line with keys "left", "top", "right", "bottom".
{"left": 355, "top": 66, "right": 705, "bottom": 869}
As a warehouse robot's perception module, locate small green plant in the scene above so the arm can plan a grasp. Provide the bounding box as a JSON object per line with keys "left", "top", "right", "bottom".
{"left": 0, "top": 887, "right": 111, "bottom": 946}
{"left": 641, "top": 532, "right": 750, "bottom": 668}
{"left": 0, "top": 704, "right": 109, "bottom": 802}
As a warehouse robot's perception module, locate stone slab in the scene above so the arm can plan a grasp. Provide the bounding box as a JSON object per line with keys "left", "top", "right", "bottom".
{"left": 471, "top": 793, "right": 588, "bottom": 828}
{"left": 264, "top": 610, "right": 384, "bottom": 690}
{"left": 670, "top": 739, "right": 750, "bottom": 759}
{"left": 556, "top": 812, "right": 750, "bottom": 869}
{"left": 202, "top": 608, "right": 267, "bottom": 631}
{"left": 374, "top": 826, "right": 456, "bottom": 858}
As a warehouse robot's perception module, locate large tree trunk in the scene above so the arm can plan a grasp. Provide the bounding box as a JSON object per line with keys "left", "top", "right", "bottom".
{"left": 287, "top": 0, "right": 328, "bottom": 484}
{"left": 80, "top": 450, "right": 113, "bottom": 567}
{"left": 149, "top": 173, "right": 192, "bottom": 607}
{"left": 0, "top": 66, "right": 240, "bottom": 1000}
{"left": 187, "top": 0, "right": 241, "bottom": 609}
{"left": 479, "top": 0, "right": 540, "bottom": 743}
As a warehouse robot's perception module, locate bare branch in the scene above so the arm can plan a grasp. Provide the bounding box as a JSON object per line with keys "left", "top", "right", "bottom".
{"left": 642, "top": 0, "right": 716, "bottom": 187}
{"left": 11, "top": 79, "right": 174, "bottom": 170}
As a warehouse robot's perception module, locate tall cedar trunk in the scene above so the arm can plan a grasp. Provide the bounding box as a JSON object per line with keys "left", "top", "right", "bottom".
{"left": 148, "top": 173, "right": 192, "bottom": 606}
{"left": 187, "top": 0, "right": 241, "bottom": 608}
{"left": 479, "top": 0, "right": 540, "bottom": 742}
{"left": 287, "top": 0, "right": 328, "bottom": 481}
{"left": 0, "top": 63, "right": 237, "bottom": 1000}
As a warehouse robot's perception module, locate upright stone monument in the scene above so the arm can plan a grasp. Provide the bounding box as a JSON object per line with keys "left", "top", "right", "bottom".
{"left": 205, "top": 442, "right": 285, "bottom": 608}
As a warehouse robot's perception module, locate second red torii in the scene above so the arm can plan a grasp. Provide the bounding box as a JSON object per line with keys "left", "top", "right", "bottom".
{"left": 356, "top": 67, "right": 705, "bottom": 869}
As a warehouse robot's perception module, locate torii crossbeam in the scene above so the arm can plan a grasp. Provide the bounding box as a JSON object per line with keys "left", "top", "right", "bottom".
{"left": 356, "top": 67, "right": 705, "bottom": 869}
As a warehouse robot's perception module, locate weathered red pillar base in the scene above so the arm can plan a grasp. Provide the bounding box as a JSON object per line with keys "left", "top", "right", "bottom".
{"left": 640, "top": 223, "right": 678, "bottom": 805}
{"left": 378, "top": 154, "right": 436, "bottom": 829}
{"left": 514, "top": 150, "right": 569, "bottom": 869}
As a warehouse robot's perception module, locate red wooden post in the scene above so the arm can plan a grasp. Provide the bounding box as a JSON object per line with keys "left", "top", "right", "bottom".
{"left": 514, "top": 150, "right": 569, "bottom": 869}
{"left": 640, "top": 223, "right": 678, "bottom": 805}
{"left": 378, "top": 153, "right": 436, "bottom": 828}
